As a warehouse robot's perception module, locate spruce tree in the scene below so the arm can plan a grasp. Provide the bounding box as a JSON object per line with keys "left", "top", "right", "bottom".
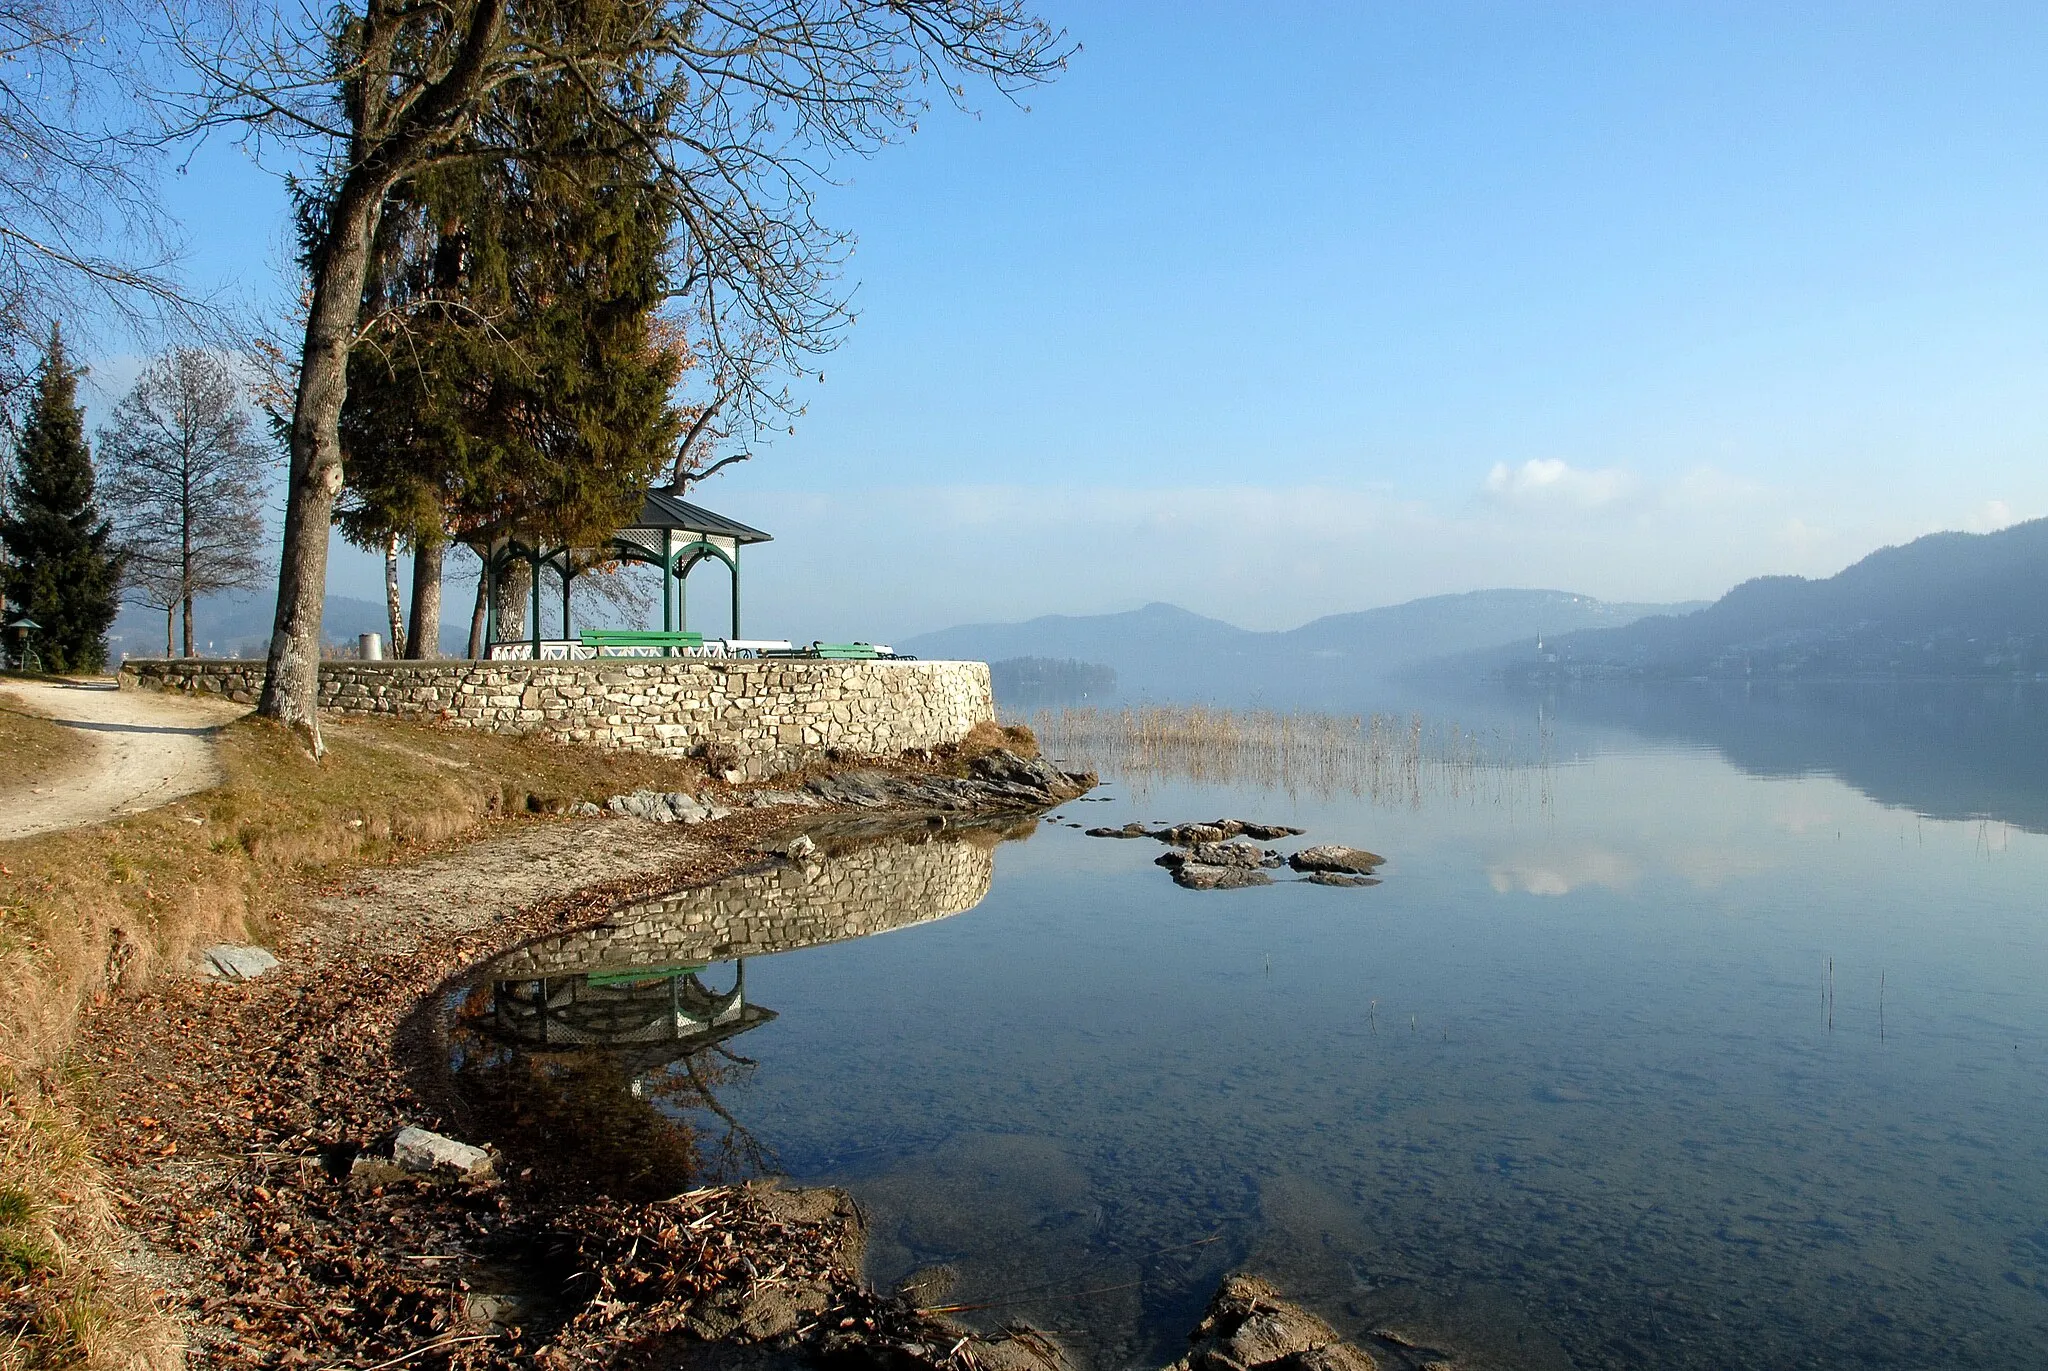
{"left": 338, "top": 0, "right": 684, "bottom": 653}
{"left": 0, "top": 327, "right": 122, "bottom": 672}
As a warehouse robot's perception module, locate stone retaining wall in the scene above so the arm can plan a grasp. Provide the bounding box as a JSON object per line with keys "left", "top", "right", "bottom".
{"left": 488, "top": 832, "right": 998, "bottom": 976}
{"left": 118, "top": 656, "right": 993, "bottom": 779}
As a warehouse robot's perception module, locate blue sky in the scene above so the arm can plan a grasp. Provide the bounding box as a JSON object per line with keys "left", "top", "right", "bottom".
{"left": 80, "top": 1, "right": 2048, "bottom": 639}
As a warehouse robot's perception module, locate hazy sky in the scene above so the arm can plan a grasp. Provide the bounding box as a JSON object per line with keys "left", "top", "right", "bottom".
{"left": 81, "top": 1, "right": 2048, "bottom": 640}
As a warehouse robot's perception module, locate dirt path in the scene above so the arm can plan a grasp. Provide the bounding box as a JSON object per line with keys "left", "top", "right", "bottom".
{"left": 0, "top": 678, "right": 247, "bottom": 841}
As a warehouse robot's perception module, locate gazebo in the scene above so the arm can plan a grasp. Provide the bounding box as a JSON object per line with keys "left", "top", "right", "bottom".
{"left": 481, "top": 489, "right": 773, "bottom": 659}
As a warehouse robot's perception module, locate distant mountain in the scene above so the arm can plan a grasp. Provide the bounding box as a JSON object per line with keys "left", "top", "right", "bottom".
{"left": 109, "top": 590, "right": 469, "bottom": 659}
{"left": 902, "top": 590, "right": 1704, "bottom": 705}
{"left": 1481, "top": 518, "right": 2048, "bottom": 682}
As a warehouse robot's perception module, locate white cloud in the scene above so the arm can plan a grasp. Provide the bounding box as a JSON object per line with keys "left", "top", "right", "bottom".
{"left": 1480, "top": 458, "right": 1638, "bottom": 512}
{"left": 1966, "top": 499, "right": 2019, "bottom": 533}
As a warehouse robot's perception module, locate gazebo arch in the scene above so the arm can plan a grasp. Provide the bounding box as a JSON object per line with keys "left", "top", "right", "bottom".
{"left": 480, "top": 489, "right": 772, "bottom": 658}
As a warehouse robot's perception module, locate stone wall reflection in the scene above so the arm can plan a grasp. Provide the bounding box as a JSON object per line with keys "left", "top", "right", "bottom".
{"left": 491, "top": 831, "right": 999, "bottom": 978}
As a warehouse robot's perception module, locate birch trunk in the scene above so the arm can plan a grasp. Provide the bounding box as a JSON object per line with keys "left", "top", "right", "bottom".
{"left": 384, "top": 532, "right": 407, "bottom": 658}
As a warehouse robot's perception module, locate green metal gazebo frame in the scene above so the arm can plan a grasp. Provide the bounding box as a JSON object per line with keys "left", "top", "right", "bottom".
{"left": 481, "top": 490, "right": 773, "bottom": 657}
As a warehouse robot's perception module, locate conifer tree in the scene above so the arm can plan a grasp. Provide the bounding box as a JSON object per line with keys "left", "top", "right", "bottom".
{"left": 338, "top": 1, "right": 684, "bottom": 655}
{"left": 0, "top": 326, "right": 121, "bottom": 672}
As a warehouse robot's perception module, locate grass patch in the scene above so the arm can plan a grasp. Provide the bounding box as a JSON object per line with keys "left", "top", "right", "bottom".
{"left": 0, "top": 706, "right": 716, "bottom": 1370}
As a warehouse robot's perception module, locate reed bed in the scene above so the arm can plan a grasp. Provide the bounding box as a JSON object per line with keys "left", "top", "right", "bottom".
{"left": 1021, "top": 704, "right": 1547, "bottom": 806}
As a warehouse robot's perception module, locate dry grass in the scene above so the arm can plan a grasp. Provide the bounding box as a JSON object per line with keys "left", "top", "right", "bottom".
{"left": 952, "top": 719, "right": 1040, "bottom": 766}
{"left": 0, "top": 710, "right": 715, "bottom": 1370}
{"left": 1021, "top": 704, "right": 1543, "bottom": 805}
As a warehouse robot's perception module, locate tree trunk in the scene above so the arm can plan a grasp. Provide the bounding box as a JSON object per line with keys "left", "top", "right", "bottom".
{"left": 384, "top": 532, "right": 407, "bottom": 658}
{"left": 467, "top": 559, "right": 488, "bottom": 659}
{"left": 165, "top": 604, "right": 174, "bottom": 658}
{"left": 257, "top": 180, "right": 387, "bottom": 747}
{"left": 182, "top": 592, "right": 195, "bottom": 658}
{"left": 407, "top": 532, "right": 444, "bottom": 659}
{"left": 497, "top": 559, "right": 529, "bottom": 640}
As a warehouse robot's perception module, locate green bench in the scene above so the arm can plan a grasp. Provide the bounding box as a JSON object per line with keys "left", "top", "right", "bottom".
{"left": 765, "top": 641, "right": 888, "bottom": 660}
{"left": 579, "top": 628, "right": 704, "bottom": 655}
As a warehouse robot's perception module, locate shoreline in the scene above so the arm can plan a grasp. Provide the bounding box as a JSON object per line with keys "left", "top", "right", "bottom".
{"left": 70, "top": 754, "right": 1107, "bottom": 1370}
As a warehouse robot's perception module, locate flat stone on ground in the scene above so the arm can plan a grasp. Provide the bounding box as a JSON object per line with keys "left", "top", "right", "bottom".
{"left": 201, "top": 944, "right": 280, "bottom": 981}
{"left": 392, "top": 1126, "right": 493, "bottom": 1178}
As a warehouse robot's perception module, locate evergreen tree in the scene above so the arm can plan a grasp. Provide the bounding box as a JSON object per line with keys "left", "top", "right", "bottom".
{"left": 337, "top": 0, "right": 685, "bottom": 656}
{"left": 0, "top": 326, "right": 121, "bottom": 672}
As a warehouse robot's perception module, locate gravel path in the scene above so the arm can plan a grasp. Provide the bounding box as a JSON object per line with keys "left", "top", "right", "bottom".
{"left": 0, "top": 678, "right": 246, "bottom": 841}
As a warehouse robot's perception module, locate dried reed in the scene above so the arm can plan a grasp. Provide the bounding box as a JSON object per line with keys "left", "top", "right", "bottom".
{"left": 1019, "top": 704, "right": 1543, "bottom": 806}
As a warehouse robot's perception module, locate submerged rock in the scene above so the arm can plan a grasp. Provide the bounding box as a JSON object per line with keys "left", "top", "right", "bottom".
{"left": 1169, "top": 1274, "right": 1378, "bottom": 1371}
{"left": 1085, "top": 822, "right": 1153, "bottom": 838}
{"left": 1302, "top": 872, "right": 1380, "bottom": 888}
{"left": 1288, "top": 844, "right": 1386, "bottom": 874}
{"left": 1173, "top": 863, "right": 1274, "bottom": 890}
{"left": 201, "top": 944, "right": 280, "bottom": 981}
{"left": 1236, "top": 822, "right": 1307, "bottom": 840}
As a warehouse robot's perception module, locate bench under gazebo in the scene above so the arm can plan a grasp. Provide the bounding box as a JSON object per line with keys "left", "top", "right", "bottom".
{"left": 482, "top": 490, "right": 777, "bottom": 659}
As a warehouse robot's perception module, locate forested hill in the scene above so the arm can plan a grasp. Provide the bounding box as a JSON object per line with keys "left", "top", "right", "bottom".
{"left": 1487, "top": 518, "right": 2048, "bottom": 681}
{"left": 902, "top": 589, "right": 1699, "bottom": 703}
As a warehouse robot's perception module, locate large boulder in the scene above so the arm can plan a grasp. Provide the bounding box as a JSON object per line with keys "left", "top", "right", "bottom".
{"left": 1168, "top": 1274, "right": 1377, "bottom": 1371}
{"left": 1287, "top": 845, "right": 1385, "bottom": 875}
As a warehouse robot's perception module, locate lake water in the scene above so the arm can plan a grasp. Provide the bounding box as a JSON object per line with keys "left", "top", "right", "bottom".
{"left": 447, "top": 683, "right": 2048, "bottom": 1370}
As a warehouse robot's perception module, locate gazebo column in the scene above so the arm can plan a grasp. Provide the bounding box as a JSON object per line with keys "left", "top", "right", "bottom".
{"left": 483, "top": 549, "right": 498, "bottom": 655}
{"left": 529, "top": 548, "right": 542, "bottom": 660}
{"left": 560, "top": 556, "right": 573, "bottom": 643}
{"left": 730, "top": 551, "right": 741, "bottom": 639}
{"left": 660, "top": 530, "right": 674, "bottom": 645}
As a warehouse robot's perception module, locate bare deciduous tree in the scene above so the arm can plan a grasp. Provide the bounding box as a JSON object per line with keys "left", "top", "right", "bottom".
{"left": 154, "top": 0, "right": 1069, "bottom": 746}
{"left": 0, "top": 2, "right": 194, "bottom": 416}
{"left": 98, "top": 347, "right": 270, "bottom": 656}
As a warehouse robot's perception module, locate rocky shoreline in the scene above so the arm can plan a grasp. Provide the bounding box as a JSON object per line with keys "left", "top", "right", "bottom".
{"left": 75, "top": 751, "right": 1453, "bottom": 1371}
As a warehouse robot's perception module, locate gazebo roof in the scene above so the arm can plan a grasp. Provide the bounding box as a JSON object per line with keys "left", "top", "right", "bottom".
{"left": 630, "top": 489, "right": 773, "bottom": 544}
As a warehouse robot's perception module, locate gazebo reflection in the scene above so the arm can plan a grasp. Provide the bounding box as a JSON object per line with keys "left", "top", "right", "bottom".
{"left": 449, "top": 959, "right": 779, "bottom": 1196}
{"left": 487, "top": 960, "right": 775, "bottom": 1054}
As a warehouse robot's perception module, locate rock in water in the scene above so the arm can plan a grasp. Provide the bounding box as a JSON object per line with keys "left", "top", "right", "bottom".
{"left": 1169, "top": 1273, "right": 1378, "bottom": 1371}
{"left": 1189, "top": 839, "right": 1278, "bottom": 868}
{"left": 202, "top": 945, "right": 280, "bottom": 981}
{"left": 1237, "top": 822, "right": 1307, "bottom": 840}
{"left": 392, "top": 1126, "right": 494, "bottom": 1178}
{"left": 1160, "top": 823, "right": 1230, "bottom": 845}
{"left": 1173, "top": 863, "right": 1274, "bottom": 890}
{"left": 1288, "top": 844, "right": 1386, "bottom": 874}
{"left": 1303, "top": 872, "right": 1380, "bottom": 888}
{"left": 1085, "top": 822, "right": 1152, "bottom": 838}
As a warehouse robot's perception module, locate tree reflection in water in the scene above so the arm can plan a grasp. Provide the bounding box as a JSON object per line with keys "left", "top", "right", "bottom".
{"left": 445, "top": 961, "right": 777, "bottom": 1200}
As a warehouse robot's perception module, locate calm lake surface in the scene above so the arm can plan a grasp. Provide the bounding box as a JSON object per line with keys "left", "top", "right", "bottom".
{"left": 452, "top": 683, "right": 2048, "bottom": 1371}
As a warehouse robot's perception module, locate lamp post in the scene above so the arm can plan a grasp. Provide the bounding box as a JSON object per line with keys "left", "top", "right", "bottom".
{"left": 4, "top": 617, "right": 41, "bottom": 673}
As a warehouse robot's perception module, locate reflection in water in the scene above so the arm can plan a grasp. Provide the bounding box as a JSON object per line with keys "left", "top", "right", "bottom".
{"left": 440, "top": 822, "right": 1009, "bottom": 1199}
{"left": 1523, "top": 678, "right": 2048, "bottom": 832}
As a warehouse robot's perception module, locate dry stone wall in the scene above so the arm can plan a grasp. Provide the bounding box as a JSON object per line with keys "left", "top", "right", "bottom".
{"left": 488, "top": 833, "right": 998, "bottom": 976}
{"left": 118, "top": 657, "right": 993, "bottom": 779}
